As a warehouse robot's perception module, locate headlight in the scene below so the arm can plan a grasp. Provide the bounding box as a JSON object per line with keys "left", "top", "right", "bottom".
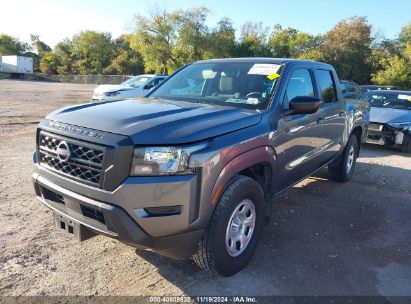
{"left": 389, "top": 122, "right": 411, "bottom": 131}
{"left": 130, "top": 143, "right": 207, "bottom": 176}
{"left": 105, "top": 91, "right": 121, "bottom": 97}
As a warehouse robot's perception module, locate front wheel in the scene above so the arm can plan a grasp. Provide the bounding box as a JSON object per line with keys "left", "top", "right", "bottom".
{"left": 193, "top": 175, "right": 265, "bottom": 276}
{"left": 328, "top": 134, "right": 359, "bottom": 182}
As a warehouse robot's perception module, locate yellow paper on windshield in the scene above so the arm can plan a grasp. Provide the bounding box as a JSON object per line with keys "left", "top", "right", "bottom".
{"left": 267, "top": 73, "right": 280, "bottom": 80}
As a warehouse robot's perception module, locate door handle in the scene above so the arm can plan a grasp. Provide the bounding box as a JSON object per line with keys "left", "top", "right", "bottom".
{"left": 317, "top": 117, "right": 324, "bottom": 123}
{"left": 338, "top": 112, "right": 345, "bottom": 117}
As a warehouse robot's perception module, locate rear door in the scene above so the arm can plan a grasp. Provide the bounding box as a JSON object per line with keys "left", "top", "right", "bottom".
{"left": 314, "top": 69, "right": 345, "bottom": 161}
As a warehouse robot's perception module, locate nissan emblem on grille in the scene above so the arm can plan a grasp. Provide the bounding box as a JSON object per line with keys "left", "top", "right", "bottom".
{"left": 38, "top": 131, "right": 105, "bottom": 187}
{"left": 56, "top": 141, "right": 71, "bottom": 161}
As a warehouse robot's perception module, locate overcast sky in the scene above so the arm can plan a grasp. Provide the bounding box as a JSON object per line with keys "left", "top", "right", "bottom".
{"left": 2, "top": 0, "right": 410, "bottom": 47}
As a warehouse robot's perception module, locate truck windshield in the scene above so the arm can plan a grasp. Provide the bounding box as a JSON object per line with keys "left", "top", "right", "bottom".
{"left": 149, "top": 62, "right": 280, "bottom": 109}
{"left": 361, "top": 92, "right": 411, "bottom": 110}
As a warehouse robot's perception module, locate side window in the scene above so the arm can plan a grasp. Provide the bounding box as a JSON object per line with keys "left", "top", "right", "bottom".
{"left": 316, "top": 70, "right": 337, "bottom": 103}
{"left": 347, "top": 83, "right": 357, "bottom": 93}
{"left": 284, "top": 69, "right": 314, "bottom": 108}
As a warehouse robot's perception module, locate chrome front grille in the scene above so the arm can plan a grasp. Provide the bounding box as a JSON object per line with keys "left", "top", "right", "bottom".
{"left": 38, "top": 131, "right": 105, "bottom": 186}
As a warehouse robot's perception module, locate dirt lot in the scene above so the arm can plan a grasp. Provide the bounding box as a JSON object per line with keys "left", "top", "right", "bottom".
{"left": 0, "top": 79, "right": 410, "bottom": 297}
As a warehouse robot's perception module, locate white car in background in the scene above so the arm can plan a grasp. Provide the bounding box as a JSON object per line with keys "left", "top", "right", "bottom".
{"left": 91, "top": 74, "right": 168, "bottom": 102}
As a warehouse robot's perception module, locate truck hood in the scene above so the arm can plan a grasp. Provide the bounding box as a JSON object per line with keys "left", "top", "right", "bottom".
{"left": 46, "top": 98, "right": 262, "bottom": 144}
{"left": 370, "top": 107, "right": 411, "bottom": 124}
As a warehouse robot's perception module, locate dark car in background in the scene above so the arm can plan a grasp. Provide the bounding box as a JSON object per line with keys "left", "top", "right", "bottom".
{"left": 340, "top": 80, "right": 364, "bottom": 99}
{"left": 361, "top": 85, "right": 396, "bottom": 92}
{"left": 361, "top": 90, "right": 411, "bottom": 153}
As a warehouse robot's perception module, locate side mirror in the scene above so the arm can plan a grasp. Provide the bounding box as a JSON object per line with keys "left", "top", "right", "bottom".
{"left": 289, "top": 96, "right": 323, "bottom": 114}
{"left": 144, "top": 84, "right": 154, "bottom": 90}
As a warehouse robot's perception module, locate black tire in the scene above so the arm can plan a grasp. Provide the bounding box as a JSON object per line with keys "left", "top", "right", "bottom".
{"left": 328, "top": 134, "right": 359, "bottom": 182}
{"left": 193, "top": 175, "right": 265, "bottom": 276}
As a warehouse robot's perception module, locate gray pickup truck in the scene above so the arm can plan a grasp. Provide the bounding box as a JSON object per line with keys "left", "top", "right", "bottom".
{"left": 33, "top": 58, "right": 369, "bottom": 276}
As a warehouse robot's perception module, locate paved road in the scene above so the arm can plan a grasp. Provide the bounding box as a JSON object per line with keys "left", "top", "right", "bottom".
{"left": 0, "top": 80, "right": 410, "bottom": 297}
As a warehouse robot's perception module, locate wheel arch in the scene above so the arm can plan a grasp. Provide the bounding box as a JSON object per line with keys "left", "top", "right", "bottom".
{"left": 208, "top": 146, "right": 277, "bottom": 217}
{"left": 351, "top": 125, "right": 363, "bottom": 154}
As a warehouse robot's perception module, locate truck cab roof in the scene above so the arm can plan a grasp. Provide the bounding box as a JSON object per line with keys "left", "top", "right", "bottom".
{"left": 196, "top": 57, "right": 334, "bottom": 69}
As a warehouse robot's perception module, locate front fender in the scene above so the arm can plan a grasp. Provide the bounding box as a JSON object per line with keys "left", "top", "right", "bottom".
{"left": 345, "top": 98, "right": 370, "bottom": 145}
{"left": 208, "top": 146, "right": 277, "bottom": 212}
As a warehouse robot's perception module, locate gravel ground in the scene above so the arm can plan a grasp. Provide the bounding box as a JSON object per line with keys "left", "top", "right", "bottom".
{"left": 0, "top": 79, "right": 410, "bottom": 297}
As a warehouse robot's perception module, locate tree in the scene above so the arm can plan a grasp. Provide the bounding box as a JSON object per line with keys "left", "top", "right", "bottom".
{"left": 372, "top": 56, "right": 410, "bottom": 89}
{"left": 70, "top": 31, "right": 113, "bottom": 74}
{"left": 39, "top": 51, "right": 60, "bottom": 74}
{"left": 0, "top": 34, "right": 31, "bottom": 55}
{"left": 130, "top": 8, "right": 181, "bottom": 74}
{"left": 269, "top": 24, "right": 321, "bottom": 58}
{"left": 175, "top": 7, "right": 210, "bottom": 62}
{"left": 30, "top": 34, "right": 52, "bottom": 72}
{"left": 30, "top": 34, "right": 51, "bottom": 55}
{"left": 204, "top": 17, "right": 236, "bottom": 59}
{"left": 268, "top": 25, "right": 297, "bottom": 57}
{"left": 53, "top": 39, "right": 73, "bottom": 74}
{"left": 298, "top": 49, "right": 325, "bottom": 61}
{"left": 322, "top": 16, "right": 372, "bottom": 83}
{"left": 103, "top": 35, "right": 144, "bottom": 75}
{"left": 235, "top": 22, "right": 271, "bottom": 57}
{"left": 399, "top": 23, "right": 411, "bottom": 45}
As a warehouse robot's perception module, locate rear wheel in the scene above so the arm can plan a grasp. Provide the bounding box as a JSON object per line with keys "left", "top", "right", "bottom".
{"left": 328, "top": 134, "right": 359, "bottom": 182}
{"left": 193, "top": 175, "right": 265, "bottom": 276}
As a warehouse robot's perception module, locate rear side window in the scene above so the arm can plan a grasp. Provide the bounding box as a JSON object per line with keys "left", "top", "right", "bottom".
{"left": 316, "top": 70, "right": 337, "bottom": 103}
{"left": 284, "top": 69, "right": 315, "bottom": 108}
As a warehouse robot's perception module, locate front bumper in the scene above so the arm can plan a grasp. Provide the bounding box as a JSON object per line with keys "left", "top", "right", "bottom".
{"left": 32, "top": 171, "right": 204, "bottom": 259}
{"left": 366, "top": 122, "right": 410, "bottom": 149}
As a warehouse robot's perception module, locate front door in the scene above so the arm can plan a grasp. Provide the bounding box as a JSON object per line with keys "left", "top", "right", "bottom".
{"left": 273, "top": 68, "right": 329, "bottom": 191}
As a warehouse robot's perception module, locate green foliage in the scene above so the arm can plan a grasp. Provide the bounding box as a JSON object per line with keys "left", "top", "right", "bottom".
{"left": 372, "top": 56, "right": 410, "bottom": 89}
{"left": 70, "top": 31, "right": 113, "bottom": 74}
{"left": 235, "top": 22, "right": 271, "bottom": 57}
{"left": 298, "top": 49, "right": 325, "bottom": 62}
{"left": 53, "top": 39, "right": 73, "bottom": 74}
{"left": 205, "top": 18, "right": 236, "bottom": 58}
{"left": 103, "top": 35, "right": 144, "bottom": 75}
{"left": 269, "top": 24, "right": 321, "bottom": 58}
{"left": 399, "top": 23, "right": 411, "bottom": 44}
{"left": 322, "top": 16, "right": 372, "bottom": 83}
{"left": 30, "top": 34, "right": 51, "bottom": 55}
{"left": 39, "top": 51, "right": 60, "bottom": 74}
{"left": 2, "top": 9, "right": 409, "bottom": 85}
{"left": 30, "top": 35, "right": 52, "bottom": 72}
{"left": 0, "top": 34, "right": 31, "bottom": 55}
{"left": 130, "top": 8, "right": 180, "bottom": 74}
{"left": 175, "top": 7, "right": 210, "bottom": 62}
